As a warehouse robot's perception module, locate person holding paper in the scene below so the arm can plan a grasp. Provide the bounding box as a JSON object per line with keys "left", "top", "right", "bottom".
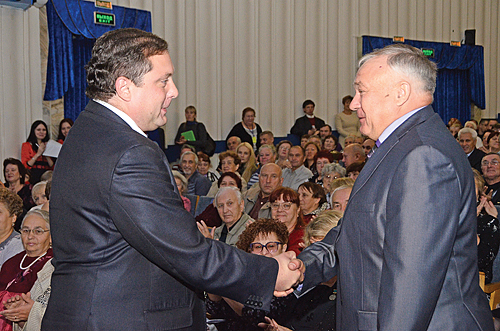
{"left": 175, "top": 105, "right": 215, "bottom": 156}
{"left": 21, "top": 121, "right": 54, "bottom": 185}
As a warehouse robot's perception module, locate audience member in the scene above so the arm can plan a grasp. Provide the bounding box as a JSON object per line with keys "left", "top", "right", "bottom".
{"left": 172, "top": 171, "right": 191, "bottom": 212}
{"left": 237, "top": 142, "right": 258, "bottom": 183}
{"left": 282, "top": 146, "right": 313, "bottom": 191}
{"left": 21, "top": 121, "right": 54, "bottom": 185}
{"left": 318, "top": 124, "right": 333, "bottom": 140}
{"left": 197, "top": 152, "right": 220, "bottom": 183}
{"left": 300, "top": 135, "right": 310, "bottom": 148}
{"left": 343, "top": 134, "right": 356, "bottom": 147}
{"left": 3, "top": 159, "right": 33, "bottom": 212}
{"left": 449, "top": 123, "right": 462, "bottom": 138}
{"left": 297, "top": 183, "right": 328, "bottom": 224}
{"left": 353, "top": 135, "right": 364, "bottom": 145}
{"left": 175, "top": 105, "right": 215, "bottom": 156}
{"left": 226, "top": 107, "right": 262, "bottom": 151}
{"left": 269, "top": 187, "right": 305, "bottom": 255}
{"left": 0, "top": 188, "right": 23, "bottom": 267}
{"left": 226, "top": 136, "right": 242, "bottom": 152}
{"left": 321, "top": 163, "right": 346, "bottom": 196}
{"left": 170, "top": 143, "right": 196, "bottom": 172}
{"left": 244, "top": 163, "right": 283, "bottom": 220}
{"left": 465, "top": 121, "right": 478, "bottom": 131}
{"left": 291, "top": 100, "right": 326, "bottom": 139}
{"left": 488, "top": 132, "right": 500, "bottom": 153}
{"left": 361, "top": 138, "right": 376, "bottom": 156}
{"left": 276, "top": 140, "right": 292, "bottom": 170}
{"left": 247, "top": 144, "right": 277, "bottom": 189}
{"left": 259, "top": 131, "right": 274, "bottom": 146}
{"left": 481, "top": 130, "right": 493, "bottom": 153}
{"left": 330, "top": 184, "right": 353, "bottom": 213}
{"left": 322, "top": 135, "right": 340, "bottom": 152}
{"left": 309, "top": 150, "right": 335, "bottom": 185}
{"left": 482, "top": 153, "right": 500, "bottom": 206}
{"left": 335, "top": 95, "right": 360, "bottom": 147}
{"left": 307, "top": 135, "right": 322, "bottom": 150}
{"left": 30, "top": 181, "right": 47, "bottom": 209}
{"left": 40, "top": 171, "right": 52, "bottom": 183}
{"left": 478, "top": 119, "right": 488, "bottom": 138}
{"left": 304, "top": 142, "right": 320, "bottom": 174}
{"left": 56, "top": 118, "right": 74, "bottom": 144}
{"left": 346, "top": 161, "right": 365, "bottom": 181}
{"left": 180, "top": 151, "right": 211, "bottom": 196}
{"left": 207, "top": 151, "right": 247, "bottom": 197}
{"left": 342, "top": 143, "right": 366, "bottom": 167}
{"left": 458, "top": 128, "right": 485, "bottom": 172}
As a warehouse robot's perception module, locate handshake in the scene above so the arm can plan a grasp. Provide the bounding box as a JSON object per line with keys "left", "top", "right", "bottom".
{"left": 273, "top": 251, "right": 305, "bottom": 297}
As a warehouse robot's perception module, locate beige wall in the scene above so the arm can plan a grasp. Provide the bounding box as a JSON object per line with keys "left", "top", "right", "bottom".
{"left": 0, "top": 0, "right": 499, "bottom": 167}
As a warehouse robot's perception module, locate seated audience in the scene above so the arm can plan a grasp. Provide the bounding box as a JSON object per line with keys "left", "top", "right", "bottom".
{"left": 0, "top": 189, "right": 24, "bottom": 267}
{"left": 180, "top": 151, "right": 211, "bottom": 196}
{"left": 321, "top": 163, "right": 346, "bottom": 198}
{"left": 170, "top": 144, "right": 196, "bottom": 172}
{"left": 197, "top": 152, "right": 219, "bottom": 183}
{"left": 291, "top": 100, "right": 325, "bottom": 139}
{"left": 172, "top": 171, "right": 191, "bottom": 212}
{"left": 175, "top": 105, "right": 214, "bottom": 156}
{"left": 247, "top": 144, "right": 277, "bottom": 189}
{"left": 3, "top": 159, "right": 33, "bottom": 212}
{"left": 481, "top": 153, "right": 500, "bottom": 206}
{"left": 335, "top": 95, "right": 360, "bottom": 147}
{"left": 29, "top": 182, "right": 47, "bottom": 210}
{"left": 318, "top": 124, "right": 333, "bottom": 141}
{"left": 323, "top": 135, "right": 341, "bottom": 152}
{"left": 330, "top": 183, "right": 354, "bottom": 213}
{"left": 480, "top": 130, "right": 493, "bottom": 153}
{"left": 244, "top": 163, "right": 283, "bottom": 220}
{"left": 21, "top": 121, "right": 54, "bottom": 185}
{"left": 458, "top": 128, "right": 486, "bottom": 172}
{"left": 361, "top": 138, "right": 376, "bottom": 156}
{"left": 270, "top": 187, "right": 305, "bottom": 255}
{"left": 226, "top": 136, "right": 241, "bottom": 152}
{"left": 297, "top": 183, "right": 328, "bottom": 224}
{"left": 276, "top": 140, "right": 292, "bottom": 169}
{"left": 304, "top": 142, "right": 320, "bottom": 174}
{"left": 196, "top": 172, "right": 242, "bottom": 228}
{"left": 346, "top": 161, "right": 365, "bottom": 181}
{"left": 309, "top": 150, "right": 335, "bottom": 185}
{"left": 259, "top": 131, "right": 274, "bottom": 146}
{"left": 342, "top": 143, "right": 366, "bottom": 168}
{"left": 206, "top": 151, "right": 247, "bottom": 197}
{"left": 488, "top": 132, "right": 500, "bottom": 154}
{"left": 56, "top": 118, "right": 73, "bottom": 144}
{"left": 300, "top": 135, "right": 310, "bottom": 148}
{"left": 0, "top": 210, "right": 52, "bottom": 331}
{"left": 226, "top": 107, "right": 262, "bottom": 151}
{"left": 237, "top": 143, "right": 258, "bottom": 184}
{"left": 282, "top": 146, "right": 313, "bottom": 191}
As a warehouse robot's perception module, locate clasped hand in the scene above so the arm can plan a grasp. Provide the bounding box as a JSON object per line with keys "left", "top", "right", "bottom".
{"left": 1, "top": 292, "right": 34, "bottom": 324}
{"left": 272, "top": 251, "right": 304, "bottom": 297}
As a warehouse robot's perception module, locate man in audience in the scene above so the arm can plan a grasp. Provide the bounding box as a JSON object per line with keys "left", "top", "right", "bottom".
{"left": 171, "top": 144, "right": 195, "bottom": 172}
{"left": 482, "top": 153, "right": 500, "bottom": 206}
{"left": 181, "top": 151, "right": 211, "bottom": 196}
{"left": 345, "top": 161, "right": 365, "bottom": 181}
{"left": 361, "top": 138, "right": 376, "bottom": 156}
{"left": 300, "top": 134, "right": 310, "bottom": 148}
{"left": 458, "top": 128, "right": 485, "bottom": 172}
{"left": 330, "top": 184, "right": 353, "bottom": 213}
{"left": 344, "top": 134, "right": 355, "bottom": 147}
{"left": 308, "top": 135, "right": 323, "bottom": 149}
{"left": 259, "top": 131, "right": 274, "bottom": 146}
{"left": 297, "top": 44, "right": 493, "bottom": 330}
{"left": 226, "top": 136, "right": 241, "bottom": 152}
{"left": 488, "top": 119, "right": 498, "bottom": 131}
{"left": 319, "top": 124, "right": 333, "bottom": 140}
{"left": 478, "top": 119, "right": 488, "bottom": 138}
{"left": 44, "top": 28, "right": 303, "bottom": 330}
{"left": 291, "top": 100, "right": 326, "bottom": 138}
{"left": 342, "top": 143, "right": 366, "bottom": 167}
{"left": 282, "top": 146, "right": 313, "bottom": 191}
{"left": 244, "top": 163, "right": 283, "bottom": 219}
{"left": 207, "top": 151, "right": 247, "bottom": 196}
{"left": 213, "top": 187, "right": 253, "bottom": 246}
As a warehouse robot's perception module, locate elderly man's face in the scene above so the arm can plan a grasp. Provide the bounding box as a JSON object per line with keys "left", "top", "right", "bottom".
{"left": 181, "top": 154, "right": 197, "bottom": 177}
{"left": 227, "top": 137, "right": 239, "bottom": 151}
{"left": 481, "top": 154, "right": 500, "bottom": 183}
{"left": 288, "top": 147, "right": 305, "bottom": 170}
{"left": 331, "top": 187, "right": 352, "bottom": 213}
{"left": 361, "top": 139, "right": 375, "bottom": 154}
{"left": 351, "top": 56, "right": 401, "bottom": 140}
{"left": 342, "top": 146, "right": 358, "bottom": 167}
{"left": 260, "top": 134, "right": 273, "bottom": 146}
{"left": 259, "top": 164, "right": 282, "bottom": 197}
{"left": 216, "top": 189, "right": 244, "bottom": 227}
{"left": 458, "top": 132, "right": 476, "bottom": 154}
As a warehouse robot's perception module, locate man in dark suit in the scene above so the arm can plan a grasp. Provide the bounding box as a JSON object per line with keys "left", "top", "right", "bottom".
{"left": 296, "top": 44, "right": 493, "bottom": 330}
{"left": 42, "top": 28, "right": 303, "bottom": 331}
{"left": 290, "top": 100, "right": 326, "bottom": 138}
{"left": 459, "top": 127, "right": 486, "bottom": 172}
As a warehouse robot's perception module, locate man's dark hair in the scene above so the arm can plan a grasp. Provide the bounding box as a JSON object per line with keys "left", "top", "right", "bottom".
{"left": 85, "top": 28, "right": 169, "bottom": 101}
{"left": 302, "top": 99, "right": 315, "bottom": 109}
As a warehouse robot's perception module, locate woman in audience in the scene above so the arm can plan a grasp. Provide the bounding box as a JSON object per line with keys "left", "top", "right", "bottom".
{"left": 321, "top": 163, "right": 346, "bottom": 194}
{"left": 175, "top": 105, "right": 214, "bottom": 155}
{"left": 197, "top": 152, "right": 219, "bottom": 183}
{"left": 276, "top": 140, "right": 292, "bottom": 169}
{"left": 30, "top": 182, "right": 47, "bottom": 209}
{"left": 206, "top": 219, "right": 293, "bottom": 331}
{"left": 480, "top": 130, "right": 493, "bottom": 153}
{"left": 304, "top": 141, "right": 320, "bottom": 174}
{"left": 21, "top": 121, "right": 54, "bottom": 185}
{"left": 488, "top": 132, "right": 500, "bottom": 154}
{"left": 309, "top": 150, "right": 335, "bottom": 185}
{"left": 346, "top": 161, "right": 365, "bottom": 181}
{"left": 56, "top": 118, "right": 73, "bottom": 144}
{"left": 323, "top": 135, "right": 341, "bottom": 152}
{"left": 172, "top": 171, "right": 191, "bottom": 212}
{"left": 297, "top": 182, "right": 329, "bottom": 224}
{"left": 335, "top": 95, "right": 360, "bottom": 147}
{"left": 237, "top": 142, "right": 258, "bottom": 184}
{"left": 3, "top": 159, "right": 33, "bottom": 212}
{"left": 247, "top": 144, "right": 277, "bottom": 189}
{"left": 226, "top": 107, "right": 263, "bottom": 151}
{"left": 0, "top": 188, "right": 24, "bottom": 267}
{"left": 0, "top": 209, "right": 52, "bottom": 330}
{"left": 269, "top": 187, "right": 305, "bottom": 255}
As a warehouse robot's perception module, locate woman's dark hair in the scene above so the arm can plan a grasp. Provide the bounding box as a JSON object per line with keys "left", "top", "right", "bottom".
{"left": 197, "top": 152, "right": 211, "bottom": 165}
{"left": 3, "top": 158, "right": 27, "bottom": 185}
{"left": 302, "top": 99, "right": 315, "bottom": 109}
{"left": 27, "top": 120, "right": 50, "bottom": 152}
{"left": 298, "top": 182, "right": 327, "bottom": 206}
{"left": 217, "top": 172, "right": 243, "bottom": 191}
{"left": 314, "top": 150, "right": 335, "bottom": 163}
{"left": 342, "top": 95, "right": 353, "bottom": 105}
{"left": 487, "top": 131, "right": 500, "bottom": 146}
{"left": 236, "top": 219, "right": 289, "bottom": 252}
{"left": 323, "top": 134, "right": 338, "bottom": 145}
{"left": 57, "top": 118, "right": 74, "bottom": 141}
{"left": 269, "top": 187, "right": 305, "bottom": 228}
{"left": 241, "top": 107, "right": 256, "bottom": 120}
{"left": 219, "top": 151, "right": 241, "bottom": 166}
{"left": 277, "top": 140, "right": 292, "bottom": 151}
{"left": 346, "top": 161, "right": 365, "bottom": 175}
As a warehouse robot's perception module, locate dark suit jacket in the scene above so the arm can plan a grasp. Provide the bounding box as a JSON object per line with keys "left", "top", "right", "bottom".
{"left": 468, "top": 148, "right": 486, "bottom": 172}
{"left": 42, "top": 101, "right": 278, "bottom": 330}
{"left": 298, "top": 106, "right": 493, "bottom": 330}
{"left": 290, "top": 115, "right": 325, "bottom": 138}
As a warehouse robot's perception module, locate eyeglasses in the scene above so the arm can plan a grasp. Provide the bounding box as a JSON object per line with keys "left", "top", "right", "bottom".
{"left": 249, "top": 242, "right": 282, "bottom": 254}
{"left": 270, "top": 202, "right": 293, "bottom": 210}
{"left": 324, "top": 174, "right": 341, "bottom": 180}
{"left": 481, "top": 160, "right": 500, "bottom": 166}
{"left": 20, "top": 227, "right": 50, "bottom": 236}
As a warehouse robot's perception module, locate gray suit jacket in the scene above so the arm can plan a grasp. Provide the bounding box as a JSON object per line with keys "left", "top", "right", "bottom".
{"left": 42, "top": 101, "right": 278, "bottom": 330}
{"left": 298, "top": 106, "right": 493, "bottom": 330}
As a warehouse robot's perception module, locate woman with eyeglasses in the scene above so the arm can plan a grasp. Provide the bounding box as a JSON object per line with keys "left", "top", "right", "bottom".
{"left": 206, "top": 219, "right": 294, "bottom": 331}
{"left": 0, "top": 209, "right": 52, "bottom": 330}
{"left": 269, "top": 187, "right": 305, "bottom": 255}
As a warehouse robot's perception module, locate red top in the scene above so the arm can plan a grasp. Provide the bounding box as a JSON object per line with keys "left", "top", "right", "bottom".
{"left": 287, "top": 226, "right": 304, "bottom": 255}
{"left": 21, "top": 142, "right": 53, "bottom": 171}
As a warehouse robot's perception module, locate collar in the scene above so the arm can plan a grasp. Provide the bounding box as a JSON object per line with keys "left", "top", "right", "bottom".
{"left": 94, "top": 99, "right": 147, "bottom": 137}
{"left": 305, "top": 114, "right": 315, "bottom": 119}
{"left": 378, "top": 106, "right": 426, "bottom": 145}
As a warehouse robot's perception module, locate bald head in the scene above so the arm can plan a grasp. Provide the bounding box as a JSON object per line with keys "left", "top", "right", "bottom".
{"left": 342, "top": 143, "right": 366, "bottom": 168}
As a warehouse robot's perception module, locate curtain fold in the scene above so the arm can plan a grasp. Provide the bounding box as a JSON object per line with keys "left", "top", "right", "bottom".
{"left": 45, "top": 0, "right": 152, "bottom": 121}
{"left": 362, "top": 36, "right": 485, "bottom": 125}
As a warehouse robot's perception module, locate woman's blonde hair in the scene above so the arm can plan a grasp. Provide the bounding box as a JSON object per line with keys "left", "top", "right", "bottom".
{"left": 303, "top": 210, "right": 342, "bottom": 247}
{"left": 236, "top": 142, "right": 258, "bottom": 183}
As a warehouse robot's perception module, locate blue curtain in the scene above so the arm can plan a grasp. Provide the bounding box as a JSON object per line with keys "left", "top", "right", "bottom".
{"left": 45, "top": 0, "right": 152, "bottom": 121}
{"left": 362, "top": 36, "right": 485, "bottom": 125}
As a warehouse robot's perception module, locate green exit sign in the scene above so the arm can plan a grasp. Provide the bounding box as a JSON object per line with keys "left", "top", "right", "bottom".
{"left": 94, "top": 12, "right": 115, "bottom": 26}
{"left": 421, "top": 48, "right": 435, "bottom": 58}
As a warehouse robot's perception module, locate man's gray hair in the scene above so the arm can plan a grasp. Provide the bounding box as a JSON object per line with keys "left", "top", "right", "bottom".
{"left": 180, "top": 151, "right": 198, "bottom": 164}
{"left": 329, "top": 184, "right": 354, "bottom": 207}
{"left": 458, "top": 127, "right": 478, "bottom": 140}
{"left": 322, "top": 163, "right": 346, "bottom": 177}
{"left": 214, "top": 186, "right": 243, "bottom": 205}
{"left": 359, "top": 44, "right": 438, "bottom": 95}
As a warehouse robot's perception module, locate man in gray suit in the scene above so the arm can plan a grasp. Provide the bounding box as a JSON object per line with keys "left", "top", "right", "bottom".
{"left": 42, "top": 28, "right": 303, "bottom": 330}
{"left": 297, "top": 44, "right": 493, "bottom": 330}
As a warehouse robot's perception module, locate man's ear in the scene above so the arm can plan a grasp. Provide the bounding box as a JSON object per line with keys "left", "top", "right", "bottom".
{"left": 395, "top": 81, "right": 411, "bottom": 106}
{"left": 115, "top": 76, "right": 132, "bottom": 101}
